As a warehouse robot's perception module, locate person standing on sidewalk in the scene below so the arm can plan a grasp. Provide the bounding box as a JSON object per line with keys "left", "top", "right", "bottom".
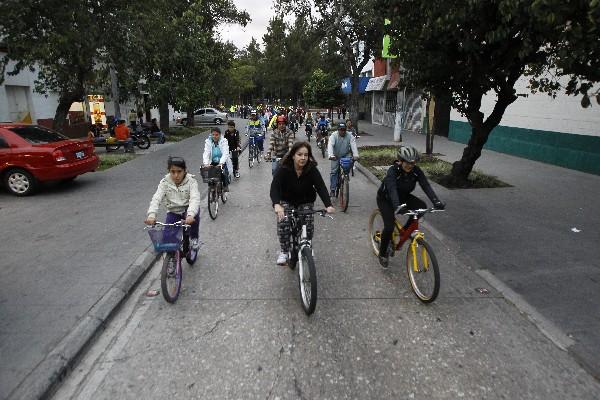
{"left": 224, "top": 121, "right": 241, "bottom": 178}
{"left": 376, "top": 145, "right": 445, "bottom": 268}
{"left": 327, "top": 122, "right": 359, "bottom": 197}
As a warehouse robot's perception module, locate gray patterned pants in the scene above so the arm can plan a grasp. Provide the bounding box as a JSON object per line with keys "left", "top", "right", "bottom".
{"left": 277, "top": 202, "right": 314, "bottom": 252}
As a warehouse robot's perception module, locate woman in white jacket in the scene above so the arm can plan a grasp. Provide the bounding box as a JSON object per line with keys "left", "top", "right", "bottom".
{"left": 144, "top": 156, "right": 201, "bottom": 248}
{"left": 202, "top": 127, "right": 232, "bottom": 191}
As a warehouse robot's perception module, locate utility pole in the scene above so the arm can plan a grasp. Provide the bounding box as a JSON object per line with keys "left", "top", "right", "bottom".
{"left": 110, "top": 65, "right": 121, "bottom": 121}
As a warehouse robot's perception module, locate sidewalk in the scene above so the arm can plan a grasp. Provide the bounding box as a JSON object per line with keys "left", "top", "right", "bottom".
{"left": 355, "top": 120, "right": 600, "bottom": 379}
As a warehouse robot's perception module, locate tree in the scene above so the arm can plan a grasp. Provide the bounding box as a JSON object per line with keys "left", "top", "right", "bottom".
{"left": 0, "top": 0, "right": 131, "bottom": 131}
{"left": 278, "top": 0, "right": 385, "bottom": 133}
{"left": 303, "top": 68, "right": 344, "bottom": 108}
{"left": 379, "top": 0, "right": 599, "bottom": 186}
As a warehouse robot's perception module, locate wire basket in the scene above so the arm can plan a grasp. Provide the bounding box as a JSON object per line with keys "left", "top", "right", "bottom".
{"left": 147, "top": 225, "right": 183, "bottom": 252}
{"left": 200, "top": 166, "right": 221, "bottom": 183}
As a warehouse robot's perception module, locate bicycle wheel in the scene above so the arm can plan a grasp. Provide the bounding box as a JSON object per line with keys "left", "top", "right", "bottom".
{"left": 367, "top": 209, "right": 403, "bottom": 256}
{"left": 220, "top": 185, "right": 228, "bottom": 203}
{"left": 298, "top": 246, "right": 317, "bottom": 315}
{"left": 339, "top": 174, "right": 349, "bottom": 212}
{"left": 321, "top": 140, "right": 326, "bottom": 158}
{"left": 406, "top": 238, "right": 440, "bottom": 303}
{"left": 248, "top": 145, "right": 254, "bottom": 168}
{"left": 208, "top": 186, "right": 218, "bottom": 220}
{"left": 161, "top": 252, "right": 182, "bottom": 303}
{"left": 136, "top": 135, "right": 151, "bottom": 149}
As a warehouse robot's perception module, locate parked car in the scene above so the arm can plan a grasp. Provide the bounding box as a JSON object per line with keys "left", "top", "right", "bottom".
{"left": 0, "top": 124, "right": 100, "bottom": 196}
{"left": 181, "top": 108, "right": 228, "bottom": 126}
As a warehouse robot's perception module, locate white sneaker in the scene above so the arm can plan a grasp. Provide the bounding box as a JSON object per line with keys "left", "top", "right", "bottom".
{"left": 190, "top": 238, "right": 199, "bottom": 250}
{"left": 276, "top": 251, "right": 288, "bottom": 266}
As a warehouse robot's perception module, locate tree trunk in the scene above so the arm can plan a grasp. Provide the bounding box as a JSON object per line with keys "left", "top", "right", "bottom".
{"left": 53, "top": 91, "right": 82, "bottom": 133}
{"left": 186, "top": 108, "right": 195, "bottom": 127}
{"left": 350, "top": 73, "right": 360, "bottom": 134}
{"left": 432, "top": 91, "right": 451, "bottom": 137}
{"left": 159, "top": 101, "right": 169, "bottom": 133}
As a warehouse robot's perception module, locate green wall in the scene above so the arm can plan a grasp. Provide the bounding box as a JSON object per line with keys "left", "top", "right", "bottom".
{"left": 449, "top": 121, "right": 600, "bottom": 175}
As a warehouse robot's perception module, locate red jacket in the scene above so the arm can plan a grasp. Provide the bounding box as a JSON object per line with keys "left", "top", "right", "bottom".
{"left": 114, "top": 124, "right": 130, "bottom": 141}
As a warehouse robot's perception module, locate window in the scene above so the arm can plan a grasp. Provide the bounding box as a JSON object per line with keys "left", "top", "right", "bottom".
{"left": 195, "top": 110, "right": 205, "bottom": 115}
{"left": 9, "top": 126, "right": 68, "bottom": 144}
{"left": 0, "top": 134, "right": 8, "bottom": 148}
{"left": 206, "top": 109, "right": 216, "bottom": 114}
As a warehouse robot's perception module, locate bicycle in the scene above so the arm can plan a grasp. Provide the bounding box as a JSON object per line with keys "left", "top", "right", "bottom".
{"left": 334, "top": 157, "right": 353, "bottom": 212}
{"left": 200, "top": 165, "right": 227, "bottom": 220}
{"left": 285, "top": 208, "right": 334, "bottom": 315}
{"left": 368, "top": 207, "right": 444, "bottom": 303}
{"left": 146, "top": 221, "right": 199, "bottom": 303}
{"left": 246, "top": 127, "right": 263, "bottom": 168}
{"left": 316, "top": 126, "right": 328, "bottom": 158}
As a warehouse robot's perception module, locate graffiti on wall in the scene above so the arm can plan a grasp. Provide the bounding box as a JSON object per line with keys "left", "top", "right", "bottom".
{"left": 401, "top": 91, "right": 424, "bottom": 133}
{"left": 372, "top": 93, "right": 385, "bottom": 125}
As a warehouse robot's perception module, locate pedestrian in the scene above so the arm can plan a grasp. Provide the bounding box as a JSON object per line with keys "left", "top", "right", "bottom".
{"left": 342, "top": 107, "right": 347, "bottom": 120}
{"left": 337, "top": 108, "right": 341, "bottom": 120}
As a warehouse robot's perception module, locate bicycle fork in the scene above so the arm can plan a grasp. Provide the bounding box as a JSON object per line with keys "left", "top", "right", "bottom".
{"left": 409, "top": 231, "right": 429, "bottom": 272}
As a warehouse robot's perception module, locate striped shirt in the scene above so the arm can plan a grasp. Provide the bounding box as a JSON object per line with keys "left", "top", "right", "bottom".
{"left": 267, "top": 128, "right": 294, "bottom": 158}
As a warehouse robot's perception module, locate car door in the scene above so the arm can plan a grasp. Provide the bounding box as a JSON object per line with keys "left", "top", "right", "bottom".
{"left": 194, "top": 109, "right": 205, "bottom": 124}
{"left": 0, "top": 132, "right": 12, "bottom": 172}
{"left": 203, "top": 109, "right": 217, "bottom": 123}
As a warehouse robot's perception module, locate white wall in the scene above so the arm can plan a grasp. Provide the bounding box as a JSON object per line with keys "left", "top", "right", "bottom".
{"left": 450, "top": 75, "right": 600, "bottom": 137}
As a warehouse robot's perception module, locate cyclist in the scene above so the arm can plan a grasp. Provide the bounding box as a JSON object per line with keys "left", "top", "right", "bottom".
{"left": 345, "top": 118, "right": 358, "bottom": 138}
{"left": 327, "top": 122, "right": 359, "bottom": 197}
{"left": 202, "top": 127, "right": 232, "bottom": 192}
{"left": 268, "top": 108, "right": 286, "bottom": 131}
{"left": 315, "top": 114, "right": 329, "bottom": 143}
{"left": 270, "top": 141, "right": 335, "bottom": 266}
{"left": 224, "top": 121, "right": 241, "bottom": 178}
{"left": 265, "top": 115, "right": 295, "bottom": 175}
{"left": 144, "top": 156, "right": 201, "bottom": 249}
{"left": 376, "top": 146, "right": 445, "bottom": 268}
{"left": 246, "top": 111, "right": 265, "bottom": 155}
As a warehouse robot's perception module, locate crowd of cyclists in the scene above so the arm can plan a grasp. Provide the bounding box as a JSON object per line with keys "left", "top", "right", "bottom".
{"left": 145, "top": 107, "right": 445, "bottom": 268}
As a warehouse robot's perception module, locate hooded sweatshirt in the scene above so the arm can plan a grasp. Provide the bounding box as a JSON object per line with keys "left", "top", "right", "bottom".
{"left": 147, "top": 173, "right": 201, "bottom": 219}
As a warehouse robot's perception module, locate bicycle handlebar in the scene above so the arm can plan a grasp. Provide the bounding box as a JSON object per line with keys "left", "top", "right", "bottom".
{"left": 144, "top": 221, "right": 191, "bottom": 229}
{"left": 398, "top": 206, "right": 445, "bottom": 216}
{"left": 285, "top": 208, "right": 334, "bottom": 220}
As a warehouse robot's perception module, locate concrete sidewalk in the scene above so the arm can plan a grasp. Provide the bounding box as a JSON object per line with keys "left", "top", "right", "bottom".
{"left": 354, "top": 120, "right": 600, "bottom": 379}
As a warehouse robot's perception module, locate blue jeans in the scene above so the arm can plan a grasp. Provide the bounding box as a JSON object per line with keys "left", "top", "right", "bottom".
{"left": 271, "top": 159, "right": 280, "bottom": 176}
{"left": 165, "top": 210, "right": 199, "bottom": 240}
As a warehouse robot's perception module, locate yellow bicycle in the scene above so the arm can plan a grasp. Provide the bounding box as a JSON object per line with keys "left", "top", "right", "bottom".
{"left": 368, "top": 207, "right": 444, "bottom": 302}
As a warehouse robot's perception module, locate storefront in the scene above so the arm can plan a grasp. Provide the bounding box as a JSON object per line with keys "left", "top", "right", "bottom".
{"left": 365, "top": 76, "right": 388, "bottom": 125}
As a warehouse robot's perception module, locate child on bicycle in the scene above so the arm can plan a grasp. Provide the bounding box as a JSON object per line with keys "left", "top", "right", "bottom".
{"left": 376, "top": 146, "right": 445, "bottom": 269}
{"left": 144, "top": 156, "right": 201, "bottom": 249}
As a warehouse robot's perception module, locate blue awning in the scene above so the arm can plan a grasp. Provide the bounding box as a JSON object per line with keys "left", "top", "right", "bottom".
{"left": 341, "top": 77, "right": 371, "bottom": 95}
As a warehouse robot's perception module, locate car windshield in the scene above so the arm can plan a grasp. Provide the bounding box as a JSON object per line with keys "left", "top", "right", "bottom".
{"left": 9, "top": 126, "right": 68, "bottom": 144}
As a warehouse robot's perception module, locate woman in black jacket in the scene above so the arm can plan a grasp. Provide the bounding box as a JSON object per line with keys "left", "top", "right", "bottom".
{"left": 376, "top": 146, "right": 445, "bottom": 268}
{"left": 270, "top": 141, "right": 335, "bottom": 266}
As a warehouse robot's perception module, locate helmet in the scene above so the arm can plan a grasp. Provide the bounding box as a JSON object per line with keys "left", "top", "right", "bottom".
{"left": 251, "top": 110, "right": 257, "bottom": 115}
{"left": 397, "top": 145, "right": 420, "bottom": 163}
{"left": 276, "top": 115, "right": 287, "bottom": 124}
{"left": 167, "top": 156, "right": 187, "bottom": 170}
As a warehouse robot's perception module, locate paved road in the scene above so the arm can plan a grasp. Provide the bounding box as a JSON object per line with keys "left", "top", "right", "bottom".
{"left": 50, "top": 128, "right": 599, "bottom": 399}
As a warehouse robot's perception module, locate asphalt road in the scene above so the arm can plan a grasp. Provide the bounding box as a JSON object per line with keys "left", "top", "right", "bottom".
{"left": 47, "top": 125, "right": 599, "bottom": 399}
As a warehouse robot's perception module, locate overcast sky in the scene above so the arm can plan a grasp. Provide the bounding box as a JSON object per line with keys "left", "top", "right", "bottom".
{"left": 218, "top": 0, "right": 275, "bottom": 50}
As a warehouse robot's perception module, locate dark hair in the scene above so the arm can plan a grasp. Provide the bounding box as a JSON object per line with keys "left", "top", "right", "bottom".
{"left": 211, "top": 127, "right": 221, "bottom": 134}
{"left": 227, "top": 120, "right": 235, "bottom": 127}
{"left": 167, "top": 156, "right": 187, "bottom": 170}
{"left": 280, "top": 141, "right": 317, "bottom": 171}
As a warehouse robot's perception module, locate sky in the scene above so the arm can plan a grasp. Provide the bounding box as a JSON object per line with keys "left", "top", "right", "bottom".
{"left": 218, "top": 0, "right": 275, "bottom": 50}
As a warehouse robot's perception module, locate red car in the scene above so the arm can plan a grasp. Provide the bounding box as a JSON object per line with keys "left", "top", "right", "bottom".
{"left": 0, "top": 124, "right": 100, "bottom": 196}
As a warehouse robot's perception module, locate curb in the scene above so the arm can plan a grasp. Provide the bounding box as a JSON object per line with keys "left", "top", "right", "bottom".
{"left": 8, "top": 246, "right": 161, "bottom": 400}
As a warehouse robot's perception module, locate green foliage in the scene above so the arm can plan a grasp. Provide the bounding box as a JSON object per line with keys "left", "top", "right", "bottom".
{"left": 97, "top": 153, "right": 136, "bottom": 171}
{"left": 303, "top": 68, "right": 344, "bottom": 108}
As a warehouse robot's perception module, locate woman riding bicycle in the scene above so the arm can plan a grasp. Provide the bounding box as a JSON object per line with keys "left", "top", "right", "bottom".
{"left": 376, "top": 145, "right": 445, "bottom": 268}
{"left": 144, "top": 156, "right": 201, "bottom": 249}
{"left": 202, "top": 127, "right": 232, "bottom": 192}
{"left": 270, "top": 141, "right": 335, "bottom": 266}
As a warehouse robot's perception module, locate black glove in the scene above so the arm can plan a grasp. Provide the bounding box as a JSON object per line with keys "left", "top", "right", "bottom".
{"left": 433, "top": 200, "right": 445, "bottom": 210}
{"left": 395, "top": 204, "right": 408, "bottom": 215}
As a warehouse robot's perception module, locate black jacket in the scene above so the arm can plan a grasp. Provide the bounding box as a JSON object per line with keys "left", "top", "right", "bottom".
{"left": 224, "top": 129, "right": 240, "bottom": 150}
{"left": 377, "top": 163, "right": 439, "bottom": 209}
{"left": 270, "top": 163, "right": 332, "bottom": 208}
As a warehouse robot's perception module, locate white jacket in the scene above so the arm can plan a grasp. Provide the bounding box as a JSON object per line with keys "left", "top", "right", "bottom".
{"left": 147, "top": 173, "right": 201, "bottom": 219}
{"left": 202, "top": 136, "right": 232, "bottom": 176}
{"left": 327, "top": 131, "right": 359, "bottom": 159}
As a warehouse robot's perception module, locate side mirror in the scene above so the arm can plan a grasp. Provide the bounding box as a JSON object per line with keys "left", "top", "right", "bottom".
{"left": 0, "top": 137, "right": 9, "bottom": 148}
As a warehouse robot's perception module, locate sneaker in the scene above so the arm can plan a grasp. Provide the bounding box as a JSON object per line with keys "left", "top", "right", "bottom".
{"left": 234, "top": 171, "right": 240, "bottom": 178}
{"left": 276, "top": 251, "right": 288, "bottom": 266}
{"left": 223, "top": 186, "right": 229, "bottom": 192}
{"left": 190, "top": 238, "right": 199, "bottom": 250}
{"left": 330, "top": 190, "right": 336, "bottom": 198}
{"left": 378, "top": 255, "right": 389, "bottom": 269}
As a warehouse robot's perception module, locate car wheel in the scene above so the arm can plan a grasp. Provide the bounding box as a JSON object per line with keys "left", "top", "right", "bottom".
{"left": 215, "top": 118, "right": 222, "bottom": 124}
{"left": 4, "top": 168, "right": 37, "bottom": 196}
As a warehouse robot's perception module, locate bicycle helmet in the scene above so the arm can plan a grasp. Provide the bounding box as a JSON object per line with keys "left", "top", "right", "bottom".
{"left": 397, "top": 145, "right": 420, "bottom": 163}
{"left": 167, "top": 156, "right": 187, "bottom": 170}
{"left": 276, "top": 115, "right": 287, "bottom": 124}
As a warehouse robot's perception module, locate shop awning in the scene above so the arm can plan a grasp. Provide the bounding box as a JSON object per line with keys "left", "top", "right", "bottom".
{"left": 365, "top": 76, "right": 388, "bottom": 92}
{"left": 387, "top": 78, "right": 399, "bottom": 90}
